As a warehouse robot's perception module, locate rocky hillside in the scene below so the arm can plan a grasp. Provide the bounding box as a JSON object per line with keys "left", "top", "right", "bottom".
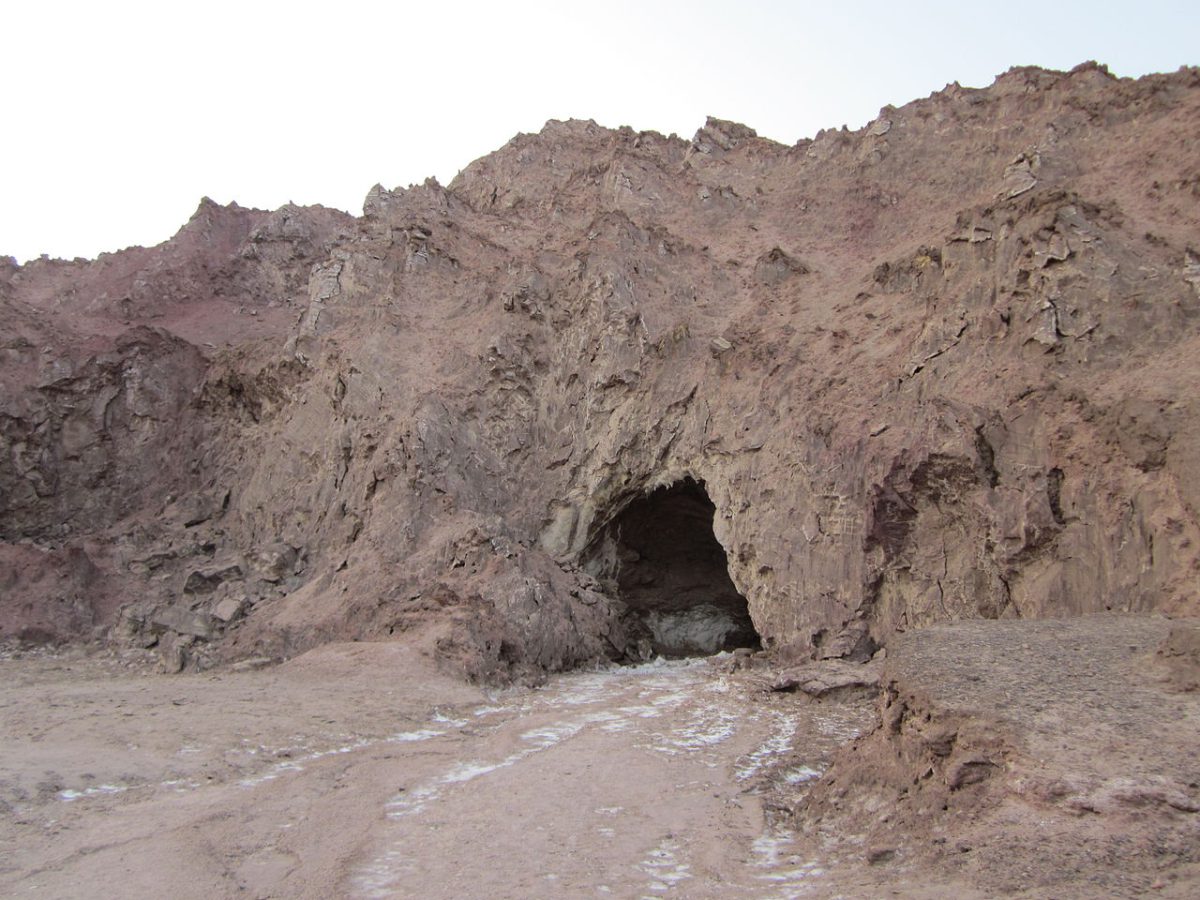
{"left": 2, "top": 62, "right": 1198, "bottom": 679}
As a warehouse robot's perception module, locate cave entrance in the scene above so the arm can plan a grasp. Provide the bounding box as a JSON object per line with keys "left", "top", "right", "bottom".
{"left": 591, "top": 478, "right": 760, "bottom": 659}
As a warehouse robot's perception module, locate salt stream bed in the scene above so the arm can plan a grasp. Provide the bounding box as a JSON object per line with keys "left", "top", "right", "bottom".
{"left": 351, "top": 657, "right": 870, "bottom": 899}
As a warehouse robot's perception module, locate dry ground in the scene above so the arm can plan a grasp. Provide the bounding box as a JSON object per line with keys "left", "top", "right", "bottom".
{"left": 1, "top": 616, "right": 1197, "bottom": 898}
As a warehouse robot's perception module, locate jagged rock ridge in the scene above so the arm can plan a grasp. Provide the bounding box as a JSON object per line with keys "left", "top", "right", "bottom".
{"left": 2, "top": 62, "right": 1198, "bottom": 679}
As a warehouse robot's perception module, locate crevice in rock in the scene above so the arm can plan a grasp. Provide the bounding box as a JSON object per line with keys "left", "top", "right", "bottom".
{"left": 1047, "top": 467, "right": 1066, "bottom": 525}
{"left": 974, "top": 425, "right": 1000, "bottom": 488}
{"left": 583, "top": 477, "right": 760, "bottom": 659}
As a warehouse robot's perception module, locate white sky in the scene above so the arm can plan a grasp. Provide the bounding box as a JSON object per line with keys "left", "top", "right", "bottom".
{"left": 2, "top": 0, "right": 1197, "bottom": 263}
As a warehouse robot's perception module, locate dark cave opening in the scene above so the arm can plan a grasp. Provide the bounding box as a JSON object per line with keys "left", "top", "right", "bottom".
{"left": 587, "top": 478, "right": 760, "bottom": 659}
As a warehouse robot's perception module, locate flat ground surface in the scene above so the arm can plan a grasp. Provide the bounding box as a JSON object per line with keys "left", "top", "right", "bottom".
{"left": 0, "top": 643, "right": 876, "bottom": 899}
{"left": 1, "top": 616, "right": 1197, "bottom": 899}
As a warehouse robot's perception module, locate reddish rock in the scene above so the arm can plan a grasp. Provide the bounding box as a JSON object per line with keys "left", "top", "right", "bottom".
{"left": 2, "top": 63, "right": 1199, "bottom": 677}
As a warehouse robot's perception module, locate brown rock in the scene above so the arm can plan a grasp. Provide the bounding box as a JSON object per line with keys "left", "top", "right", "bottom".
{"left": 1, "top": 64, "right": 1199, "bottom": 681}
{"left": 182, "top": 565, "right": 243, "bottom": 596}
{"left": 248, "top": 543, "right": 298, "bottom": 584}
{"left": 1156, "top": 623, "right": 1200, "bottom": 692}
{"left": 211, "top": 597, "right": 244, "bottom": 624}
{"left": 769, "top": 658, "right": 882, "bottom": 697}
{"left": 151, "top": 605, "right": 215, "bottom": 641}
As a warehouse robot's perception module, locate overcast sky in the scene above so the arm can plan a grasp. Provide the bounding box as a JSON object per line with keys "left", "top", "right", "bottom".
{"left": 2, "top": 0, "right": 1197, "bottom": 262}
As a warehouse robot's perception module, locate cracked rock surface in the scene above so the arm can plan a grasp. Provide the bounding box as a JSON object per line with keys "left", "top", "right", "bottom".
{"left": 2, "top": 62, "right": 1199, "bottom": 677}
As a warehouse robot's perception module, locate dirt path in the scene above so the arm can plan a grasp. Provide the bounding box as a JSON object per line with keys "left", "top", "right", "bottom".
{"left": 0, "top": 645, "right": 874, "bottom": 899}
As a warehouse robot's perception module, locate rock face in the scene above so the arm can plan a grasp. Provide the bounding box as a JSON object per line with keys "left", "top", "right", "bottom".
{"left": 2, "top": 63, "right": 1199, "bottom": 678}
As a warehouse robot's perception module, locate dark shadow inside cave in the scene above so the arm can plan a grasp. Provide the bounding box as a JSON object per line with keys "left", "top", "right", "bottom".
{"left": 586, "top": 478, "right": 760, "bottom": 659}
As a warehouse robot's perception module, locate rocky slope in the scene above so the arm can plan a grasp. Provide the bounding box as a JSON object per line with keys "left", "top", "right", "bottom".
{"left": 786, "top": 617, "right": 1200, "bottom": 897}
{"left": 2, "top": 62, "right": 1198, "bottom": 678}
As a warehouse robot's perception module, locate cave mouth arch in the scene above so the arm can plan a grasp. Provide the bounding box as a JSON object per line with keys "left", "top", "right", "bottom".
{"left": 587, "top": 477, "right": 760, "bottom": 659}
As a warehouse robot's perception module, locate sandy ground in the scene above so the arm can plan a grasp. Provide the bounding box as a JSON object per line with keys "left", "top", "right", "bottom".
{"left": 0, "top": 643, "right": 876, "bottom": 899}
{"left": 3, "top": 618, "right": 1198, "bottom": 899}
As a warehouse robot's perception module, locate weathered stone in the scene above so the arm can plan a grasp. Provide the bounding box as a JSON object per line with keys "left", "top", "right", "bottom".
{"left": 2, "top": 65, "right": 1199, "bottom": 682}
{"left": 1156, "top": 623, "right": 1200, "bottom": 692}
{"left": 710, "top": 336, "right": 732, "bottom": 354}
{"left": 157, "top": 634, "right": 189, "bottom": 674}
{"left": 248, "top": 544, "right": 298, "bottom": 584}
{"left": 1002, "top": 152, "right": 1038, "bottom": 197}
{"left": 150, "top": 605, "right": 215, "bottom": 641}
{"left": 163, "top": 489, "right": 229, "bottom": 528}
{"left": 211, "top": 597, "right": 244, "bottom": 624}
{"left": 229, "top": 656, "right": 275, "bottom": 672}
{"left": 868, "top": 118, "right": 892, "bottom": 137}
{"left": 769, "top": 658, "right": 882, "bottom": 697}
{"left": 182, "top": 565, "right": 243, "bottom": 595}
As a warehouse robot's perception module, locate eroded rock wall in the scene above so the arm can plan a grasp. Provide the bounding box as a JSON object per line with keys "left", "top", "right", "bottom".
{"left": 2, "top": 63, "right": 1198, "bottom": 676}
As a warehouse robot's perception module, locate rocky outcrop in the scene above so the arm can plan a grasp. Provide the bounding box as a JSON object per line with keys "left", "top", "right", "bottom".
{"left": 2, "top": 63, "right": 1198, "bottom": 677}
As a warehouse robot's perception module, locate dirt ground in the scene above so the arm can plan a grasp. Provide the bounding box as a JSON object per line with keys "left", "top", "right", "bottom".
{"left": 1, "top": 616, "right": 1198, "bottom": 899}
{"left": 786, "top": 616, "right": 1200, "bottom": 899}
